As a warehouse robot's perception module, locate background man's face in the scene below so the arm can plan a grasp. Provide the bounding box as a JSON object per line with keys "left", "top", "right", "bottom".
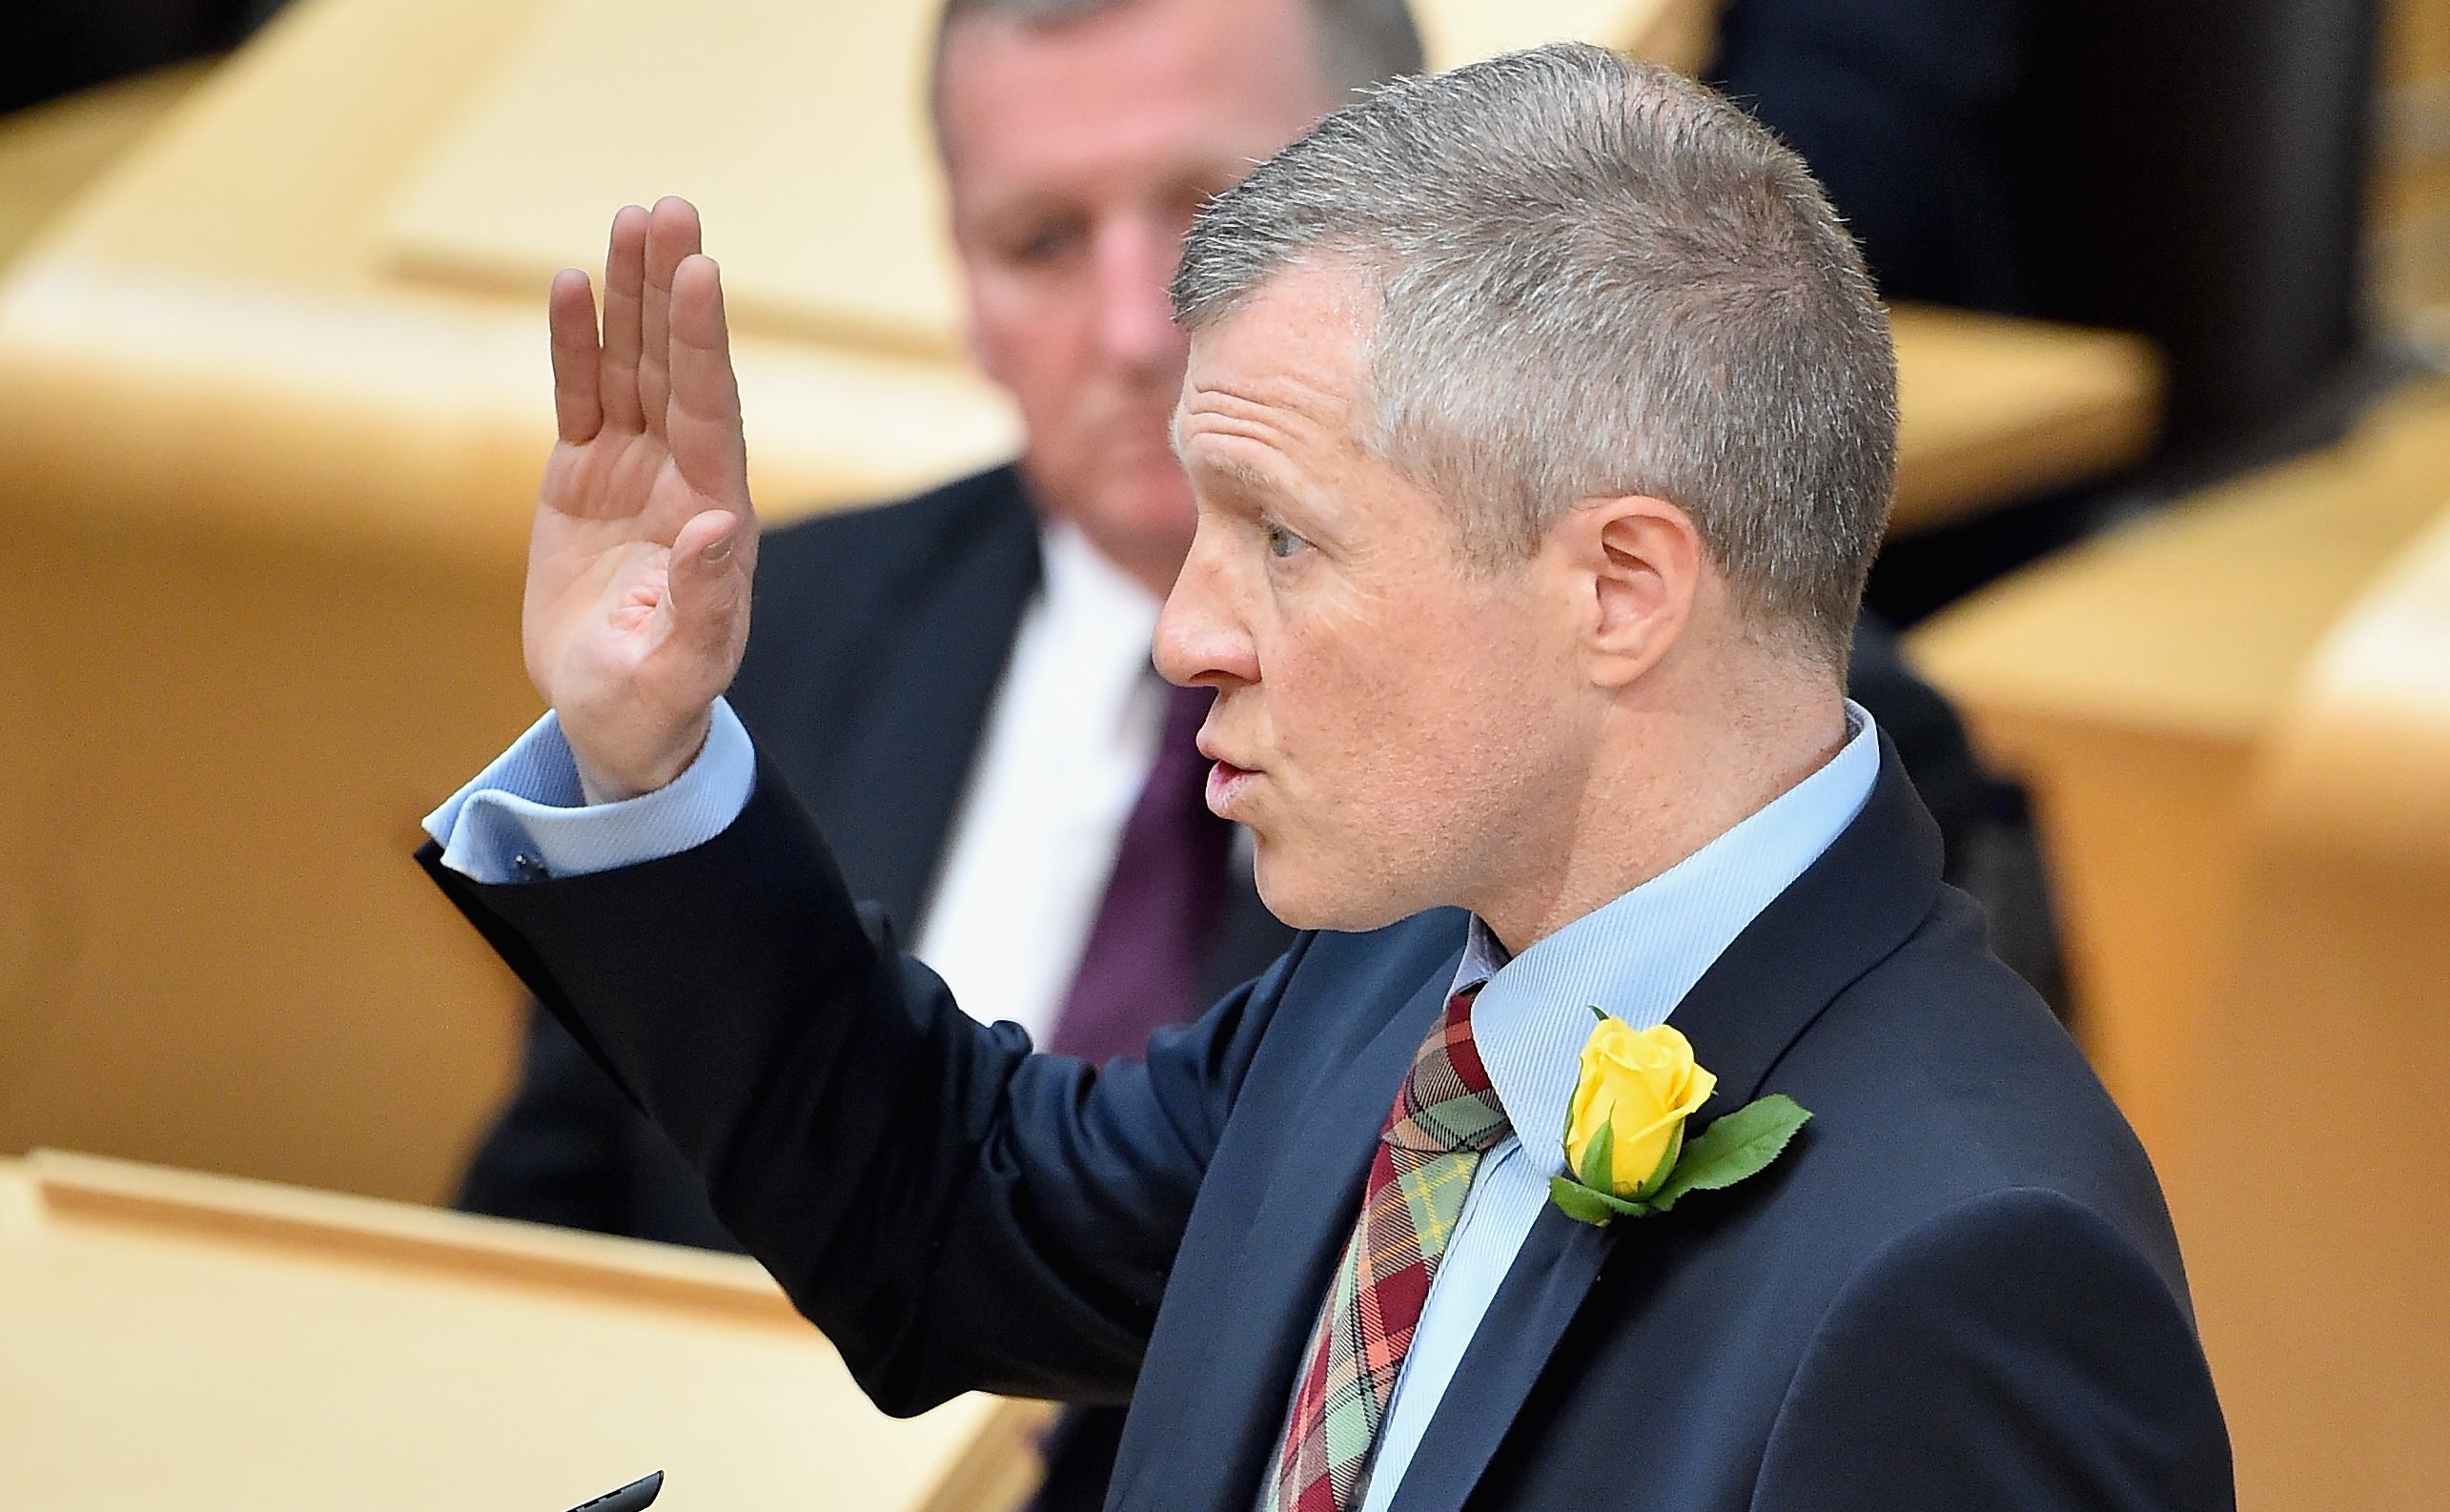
{"left": 936, "top": 0, "right": 1338, "bottom": 595}
{"left": 1156, "top": 263, "right": 1591, "bottom": 932}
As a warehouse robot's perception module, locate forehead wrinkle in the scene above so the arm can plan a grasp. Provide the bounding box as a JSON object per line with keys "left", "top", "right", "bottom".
{"left": 1179, "top": 371, "right": 1356, "bottom": 467}
{"left": 1178, "top": 409, "right": 1312, "bottom": 508}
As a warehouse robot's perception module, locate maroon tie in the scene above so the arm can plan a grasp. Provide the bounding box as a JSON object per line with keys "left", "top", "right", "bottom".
{"left": 1050, "top": 682, "right": 1233, "bottom": 1062}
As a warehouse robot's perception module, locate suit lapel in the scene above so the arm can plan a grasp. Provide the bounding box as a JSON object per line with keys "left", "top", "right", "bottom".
{"left": 1382, "top": 741, "right": 1944, "bottom": 1512}
{"left": 1118, "top": 950, "right": 1460, "bottom": 1512}
{"left": 1665, "top": 736, "right": 1945, "bottom": 1115}
{"left": 807, "top": 476, "right": 1041, "bottom": 931}
{"left": 1383, "top": 1206, "right": 1614, "bottom": 1512}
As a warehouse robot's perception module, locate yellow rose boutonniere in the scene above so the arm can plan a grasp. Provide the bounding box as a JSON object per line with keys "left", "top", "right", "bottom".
{"left": 1548, "top": 1010, "right": 1812, "bottom": 1226}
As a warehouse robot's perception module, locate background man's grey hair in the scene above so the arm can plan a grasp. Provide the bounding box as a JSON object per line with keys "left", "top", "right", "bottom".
{"left": 1173, "top": 44, "right": 1898, "bottom": 670}
{"left": 930, "top": 0, "right": 1426, "bottom": 119}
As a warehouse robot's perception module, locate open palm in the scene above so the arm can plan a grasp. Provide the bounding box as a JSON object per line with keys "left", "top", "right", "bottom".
{"left": 527, "top": 196, "right": 756, "bottom": 799}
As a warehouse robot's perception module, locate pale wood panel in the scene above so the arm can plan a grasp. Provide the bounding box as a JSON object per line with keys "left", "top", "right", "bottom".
{"left": 0, "top": 0, "right": 1017, "bottom": 557}
{"left": 0, "top": 533, "right": 541, "bottom": 1204}
{"left": 2173, "top": 503, "right": 2450, "bottom": 1512}
{"left": 384, "top": 0, "right": 957, "bottom": 359}
{"left": 1412, "top": 0, "right": 1696, "bottom": 68}
{"left": 0, "top": 1152, "right": 1046, "bottom": 1512}
{"left": 1907, "top": 378, "right": 2450, "bottom": 1169}
{"left": 0, "top": 63, "right": 210, "bottom": 271}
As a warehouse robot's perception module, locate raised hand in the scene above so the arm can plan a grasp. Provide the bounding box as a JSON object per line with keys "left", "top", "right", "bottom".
{"left": 526, "top": 196, "right": 756, "bottom": 801}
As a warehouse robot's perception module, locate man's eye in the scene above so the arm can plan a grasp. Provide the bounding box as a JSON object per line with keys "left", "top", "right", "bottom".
{"left": 1004, "top": 220, "right": 1083, "bottom": 267}
{"left": 1264, "top": 521, "right": 1308, "bottom": 560}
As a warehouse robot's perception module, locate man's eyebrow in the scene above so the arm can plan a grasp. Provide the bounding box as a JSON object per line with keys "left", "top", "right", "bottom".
{"left": 1184, "top": 451, "right": 1285, "bottom": 501}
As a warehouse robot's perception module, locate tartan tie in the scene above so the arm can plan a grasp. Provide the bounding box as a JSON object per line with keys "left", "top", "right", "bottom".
{"left": 1259, "top": 989, "right": 1511, "bottom": 1512}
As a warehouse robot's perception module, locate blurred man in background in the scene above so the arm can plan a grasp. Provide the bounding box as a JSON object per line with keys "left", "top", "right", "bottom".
{"left": 458, "top": 0, "right": 2040, "bottom": 1504}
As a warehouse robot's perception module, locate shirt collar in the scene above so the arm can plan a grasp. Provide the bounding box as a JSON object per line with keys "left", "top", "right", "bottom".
{"left": 1459, "top": 703, "right": 1882, "bottom": 1173}
{"left": 1039, "top": 518, "right": 1161, "bottom": 628}
{"left": 1033, "top": 518, "right": 1167, "bottom": 746}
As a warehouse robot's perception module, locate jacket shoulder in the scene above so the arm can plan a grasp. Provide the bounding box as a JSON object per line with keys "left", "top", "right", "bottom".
{"left": 1755, "top": 1184, "right": 2233, "bottom": 1510}
{"left": 1766, "top": 886, "right": 2189, "bottom": 1297}
{"left": 752, "top": 464, "right": 1031, "bottom": 623}
{"left": 734, "top": 465, "right": 1036, "bottom": 724}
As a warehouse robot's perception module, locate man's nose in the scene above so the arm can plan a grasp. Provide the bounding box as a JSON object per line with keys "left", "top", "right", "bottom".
{"left": 1154, "top": 524, "right": 1259, "bottom": 690}
{"left": 1091, "top": 218, "right": 1188, "bottom": 374}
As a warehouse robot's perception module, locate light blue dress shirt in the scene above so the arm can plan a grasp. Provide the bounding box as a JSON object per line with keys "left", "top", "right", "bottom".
{"left": 426, "top": 699, "right": 1881, "bottom": 1511}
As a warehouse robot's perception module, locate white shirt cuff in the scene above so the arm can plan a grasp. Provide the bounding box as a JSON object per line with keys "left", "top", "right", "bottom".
{"left": 421, "top": 699, "right": 757, "bottom": 882}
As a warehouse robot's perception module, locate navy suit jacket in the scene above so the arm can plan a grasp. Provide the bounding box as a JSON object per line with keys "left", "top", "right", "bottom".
{"left": 421, "top": 731, "right": 2230, "bottom": 1511}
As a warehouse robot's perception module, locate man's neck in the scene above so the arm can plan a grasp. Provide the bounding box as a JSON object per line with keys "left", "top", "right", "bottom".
{"left": 1475, "top": 689, "right": 1851, "bottom": 956}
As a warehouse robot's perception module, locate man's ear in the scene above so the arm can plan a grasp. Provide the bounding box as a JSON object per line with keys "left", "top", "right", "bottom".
{"left": 1561, "top": 494, "right": 1705, "bottom": 689}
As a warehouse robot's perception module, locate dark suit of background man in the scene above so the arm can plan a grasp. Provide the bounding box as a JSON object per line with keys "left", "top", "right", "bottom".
{"left": 423, "top": 37, "right": 2227, "bottom": 1512}
{"left": 457, "top": 3, "right": 2068, "bottom": 1508}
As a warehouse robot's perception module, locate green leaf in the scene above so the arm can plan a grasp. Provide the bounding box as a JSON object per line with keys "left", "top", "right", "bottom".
{"left": 1578, "top": 1115, "right": 1615, "bottom": 1195}
{"left": 1547, "top": 1175, "right": 1650, "bottom": 1226}
{"left": 1646, "top": 1095, "right": 1812, "bottom": 1214}
{"left": 1547, "top": 1176, "right": 1621, "bottom": 1225}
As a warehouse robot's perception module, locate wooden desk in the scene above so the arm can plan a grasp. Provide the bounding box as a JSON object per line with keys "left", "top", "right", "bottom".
{"left": 1906, "top": 378, "right": 2450, "bottom": 1170}
{"left": 0, "top": 0, "right": 2155, "bottom": 1204}
{"left": 1886, "top": 304, "right": 2159, "bottom": 535}
{"left": 2174, "top": 502, "right": 2450, "bottom": 1512}
{"left": 0, "top": 1150, "right": 1044, "bottom": 1512}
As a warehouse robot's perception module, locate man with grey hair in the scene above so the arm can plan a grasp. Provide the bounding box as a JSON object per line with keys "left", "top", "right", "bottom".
{"left": 423, "top": 42, "right": 2229, "bottom": 1512}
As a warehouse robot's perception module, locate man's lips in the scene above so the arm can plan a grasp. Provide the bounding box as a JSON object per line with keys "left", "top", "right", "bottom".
{"left": 1198, "top": 735, "right": 1261, "bottom": 816}
{"left": 1204, "top": 759, "right": 1259, "bottom": 816}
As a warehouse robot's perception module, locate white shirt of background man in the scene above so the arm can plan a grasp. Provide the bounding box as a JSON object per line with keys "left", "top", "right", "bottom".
{"left": 912, "top": 518, "right": 1166, "bottom": 1042}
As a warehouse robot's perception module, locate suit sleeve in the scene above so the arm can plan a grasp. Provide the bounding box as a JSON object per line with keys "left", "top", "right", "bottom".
{"left": 418, "top": 753, "right": 1297, "bottom": 1415}
{"left": 457, "top": 1006, "right": 745, "bottom": 1252}
{"left": 454, "top": 1005, "right": 636, "bottom": 1235}
{"left": 1750, "top": 1188, "right": 2235, "bottom": 1511}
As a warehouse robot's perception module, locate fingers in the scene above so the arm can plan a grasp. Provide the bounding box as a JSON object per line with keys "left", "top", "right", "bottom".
{"left": 666, "top": 252, "right": 751, "bottom": 509}
{"left": 666, "top": 505, "right": 755, "bottom": 672}
{"left": 547, "top": 268, "right": 603, "bottom": 443}
{"left": 598, "top": 204, "right": 651, "bottom": 433}
{"left": 639, "top": 195, "right": 701, "bottom": 442}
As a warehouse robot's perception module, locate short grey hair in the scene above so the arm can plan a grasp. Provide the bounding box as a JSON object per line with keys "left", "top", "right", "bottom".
{"left": 932, "top": 0, "right": 1424, "bottom": 106}
{"left": 1173, "top": 44, "right": 1897, "bottom": 668}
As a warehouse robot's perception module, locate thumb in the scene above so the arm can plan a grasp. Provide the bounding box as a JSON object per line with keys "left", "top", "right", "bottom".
{"left": 666, "top": 507, "right": 753, "bottom": 664}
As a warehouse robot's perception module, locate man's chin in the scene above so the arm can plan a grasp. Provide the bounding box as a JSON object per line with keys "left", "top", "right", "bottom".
{"left": 1252, "top": 854, "right": 1419, "bottom": 936}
